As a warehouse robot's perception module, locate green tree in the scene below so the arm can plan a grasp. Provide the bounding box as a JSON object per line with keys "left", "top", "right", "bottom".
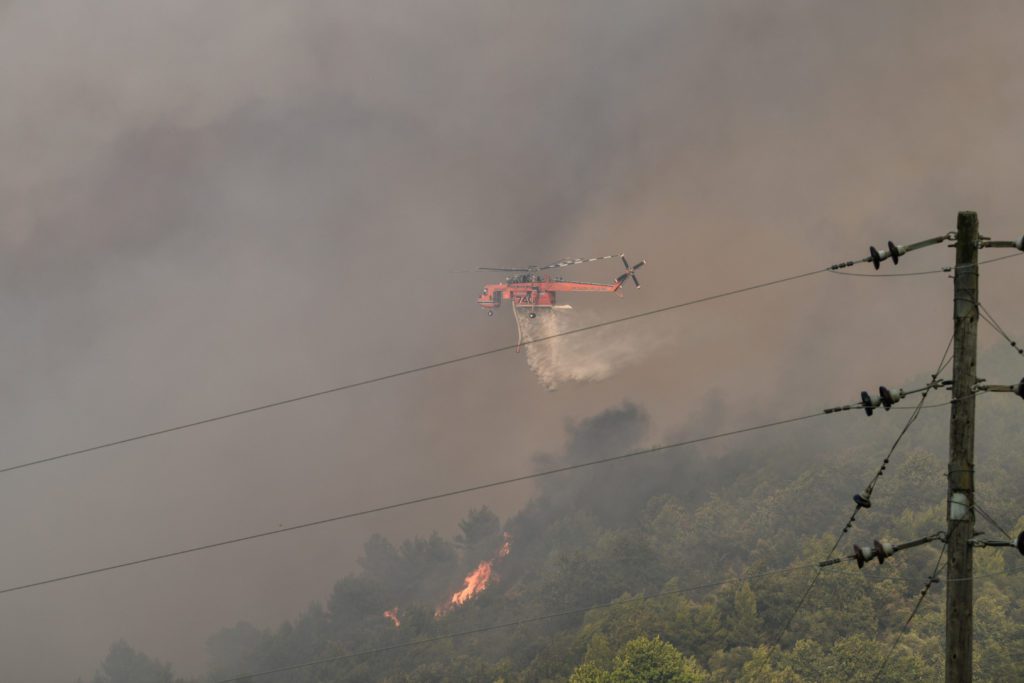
{"left": 724, "top": 582, "right": 763, "bottom": 648}
{"left": 455, "top": 506, "right": 501, "bottom": 549}
{"left": 206, "top": 621, "right": 266, "bottom": 681}
{"left": 571, "top": 661, "right": 612, "bottom": 683}
{"left": 92, "top": 641, "right": 175, "bottom": 683}
{"left": 584, "top": 633, "right": 614, "bottom": 670}
{"left": 572, "top": 635, "right": 709, "bottom": 683}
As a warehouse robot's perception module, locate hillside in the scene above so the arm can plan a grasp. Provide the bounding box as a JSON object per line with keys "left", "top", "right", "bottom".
{"left": 86, "top": 349, "right": 1024, "bottom": 683}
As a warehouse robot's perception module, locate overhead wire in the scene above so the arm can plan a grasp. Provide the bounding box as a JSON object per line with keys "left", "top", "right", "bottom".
{"left": 854, "top": 333, "right": 954, "bottom": 508}
{"left": 211, "top": 561, "right": 825, "bottom": 683}
{"left": 890, "top": 399, "right": 956, "bottom": 410}
{"left": 0, "top": 267, "right": 829, "bottom": 477}
{"left": 240, "top": 245, "right": 1012, "bottom": 682}
{"left": 827, "top": 267, "right": 952, "bottom": 278}
{"left": 8, "top": 244, "right": 1016, "bottom": 478}
{"left": 751, "top": 333, "right": 954, "bottom": 680}
{"left": 948, "top": 565, "right": 1024, "bottom": 582}
{"left": 848, "top": 563, "right": 1024, "bottom": 585}
{"left": 979, "top": 251, "right": 1024, "bottom": 267}
{"left": 825, "top": 251, "right": 1022, "bottom": 278}
{"left": 862, "top": 259, "right": 1020, "bottom": 680}
{"left": 974, "top": 501, "right": 1014, "bottom": 541}
{"left": 871, "top": 544, "right": 946, "bottom": 683}
{"left": 0, "top": 240, "right": 991, "bottom": 594}
{"left": 750, "top": 566, "right": 822, "bottom": 681}
{"left": 6, "top": 238, "right": 1016, "bottom": 675}
{"left": 978, "top": 300, "right": 1024, "bottom": 359}
{"left": 0, "top": 411, "right": 831, "bottom": 597}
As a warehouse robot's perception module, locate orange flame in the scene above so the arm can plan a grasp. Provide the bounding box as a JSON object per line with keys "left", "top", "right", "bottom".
{"left": 450, "top": 560, "right": 494, "bottom": 606}
{"left": 436, "top": 533, "right": 512, "bottom": 617}
{"left": 383, "top": 607, "right": 400, "bottom": 627}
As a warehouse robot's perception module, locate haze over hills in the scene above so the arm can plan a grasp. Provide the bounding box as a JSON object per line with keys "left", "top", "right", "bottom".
{"left": 3, "top": 2, "right": 1024, "bottom": 682}
{"left": 84, "top": 346, "right": 1024, "bottom": 681}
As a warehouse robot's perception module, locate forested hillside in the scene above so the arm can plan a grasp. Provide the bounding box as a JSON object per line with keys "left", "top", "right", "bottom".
{"left": 86, "top": 351, "right": 1024, "bottom": 682}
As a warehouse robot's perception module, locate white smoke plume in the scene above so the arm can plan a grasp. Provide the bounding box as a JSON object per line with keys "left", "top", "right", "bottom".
{"left": 516, "top": 308, "right": 663, "bottom": 390}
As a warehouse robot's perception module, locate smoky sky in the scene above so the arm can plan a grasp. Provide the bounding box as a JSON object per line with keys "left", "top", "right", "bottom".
{"left": 2, "top": 1, "right": 1024, "bottom": 681}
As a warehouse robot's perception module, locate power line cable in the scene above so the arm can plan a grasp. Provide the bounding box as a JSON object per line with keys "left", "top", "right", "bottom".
{"left": 751, "top": 566, "right": 824, "bottom": 681}
{"left": 10, "top": 240, "right": 1003, "bottom": 477}
{"left": 752, "top": 334, "right": 953, "bottom": 680}
{"left": 979, "top": 251, "right": 1024, "bottom": 267}
{"left": 211, "top": 561, "right": 825, "bottom": 683}
{"left": 828, "top": 267, "right": 953, "bottom": 278}
{"left": 977, "top": 300, "right": 1024, "bottom": 359}
{"left": 871, "top": 544, "right": 946, "bottom": 683}
{"left": 826, "top": 251, "right": 1022, "bottom": 278}
{"left": 0, "top": 411, "right": 829, "bottom": 597}
{"left": 0, "top": 268, "right": 829, "bottom": 477}
{"left": 851, "top": 334, "right": 954, "bottom": 512}
{"left": 891, "top": 399, "right": 956, "bottom": 410}
{"left": 948, "top": 565, "right": 1024, "bottom": 582}
{"left": 3, "top": 238, "right": 1011, "bottom": 676}
{"left": 863, "top": 564, "right": 1023, "bottom": 584}
{"left": 974, "top": 501, "right": 1014, "bottom": 541}
{"left": 5, "top": 237, "right": 1010, "bottom": 480}
{"left": 0, "top": 315, "right": 965, "bottom": 597}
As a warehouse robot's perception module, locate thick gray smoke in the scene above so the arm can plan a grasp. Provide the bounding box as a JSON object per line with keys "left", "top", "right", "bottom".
{"left": 3, "top": 2, "right": 1024, "bottom": 681}
{"left": 517, "top": 308, "right": 665, "bottom": 390}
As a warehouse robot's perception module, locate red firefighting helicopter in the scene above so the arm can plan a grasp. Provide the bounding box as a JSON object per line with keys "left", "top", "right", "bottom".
{"left": 477, "top": 254, "right": 645, "bottom": 350}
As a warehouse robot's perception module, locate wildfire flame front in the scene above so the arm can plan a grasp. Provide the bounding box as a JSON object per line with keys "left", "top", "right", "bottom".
{"left": 435, "top": 533, "right": 512, "bottom": 617}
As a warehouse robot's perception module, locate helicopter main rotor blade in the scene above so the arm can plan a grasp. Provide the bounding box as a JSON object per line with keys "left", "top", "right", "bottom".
{"left": 536, "top": 254, "right": 624, "bottom": 271}
{"left": 478, "top": 254, "right": 629, "bottom": 273}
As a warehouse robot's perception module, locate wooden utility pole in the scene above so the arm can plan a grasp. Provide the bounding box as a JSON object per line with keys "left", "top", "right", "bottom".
{"left": 946, "top": 211, "right": 979, "bottom": 682}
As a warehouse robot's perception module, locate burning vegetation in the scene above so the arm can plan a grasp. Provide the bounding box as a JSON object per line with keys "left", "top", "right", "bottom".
{"left": 383, "top": 607, "right": 400, "bottom": 628}
{"left": 435, "top": 533, "right": 511, "bottom": 617}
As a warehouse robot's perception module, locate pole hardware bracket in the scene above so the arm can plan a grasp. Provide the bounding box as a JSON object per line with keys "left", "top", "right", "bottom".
{"left": 971, "top": 531, "right": 1024, "bottom": 555}
{"left": 974, "top": 378, "right": 1024, "bottom": 399}
{"left": 979, "top": 235, "right": 1024, "bottom": 250}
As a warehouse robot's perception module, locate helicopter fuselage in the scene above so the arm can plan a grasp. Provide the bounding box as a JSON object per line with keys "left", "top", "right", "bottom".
{"left": 477, "top": 275, "right": 621, "bottom": 313}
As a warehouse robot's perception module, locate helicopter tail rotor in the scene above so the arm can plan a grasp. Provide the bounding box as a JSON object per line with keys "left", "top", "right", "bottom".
{"left": 616, "top": 256, "right": 646, "bottom": 289}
